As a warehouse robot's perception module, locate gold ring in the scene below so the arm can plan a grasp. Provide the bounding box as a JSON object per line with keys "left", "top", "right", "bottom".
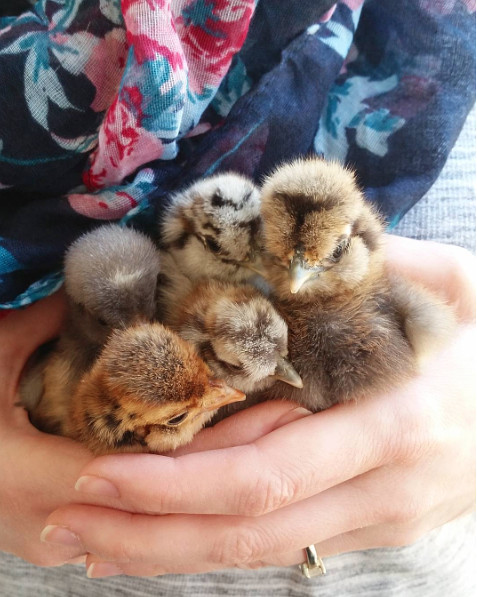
{"left": 299, "top": 544, "right": 326, "bottom": 578}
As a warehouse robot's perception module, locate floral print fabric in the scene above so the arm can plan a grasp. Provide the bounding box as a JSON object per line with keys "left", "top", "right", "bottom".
{"left": 0, "top": 0, "right": 475, "bottom": 307}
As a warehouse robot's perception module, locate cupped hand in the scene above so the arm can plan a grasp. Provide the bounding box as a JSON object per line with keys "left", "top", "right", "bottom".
{"left": 0, "top": 291, "right": 93, "bottom": 566}
{"left": 0, "top": 291, "right": 307, "bottom": 567}
{"left": 41, "top": 238, "right": 475, "bottom": 578}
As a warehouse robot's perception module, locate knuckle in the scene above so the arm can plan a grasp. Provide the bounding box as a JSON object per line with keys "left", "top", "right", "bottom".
{"left": 211, "top": 525, "right": 267, "bottom": 567}
{"left": 383, "top": 483, "right": 426, "bottom": 526}
{"left": 383, "top": 524, "right": 426, "bottom": 548}
{"left": 107, "top": 538, "right": 135, "bottom": 563}
{"left": 101, "top": 514, "right": 137, "bottom": 562}
{"left": 109, "top": 545, "right": 128, "bottom": 562}
{"left": 392, "top": 395, "right": 436, "bottom": 467}
{"left": 237, "top": 469, "right": 302, "bottom": 517}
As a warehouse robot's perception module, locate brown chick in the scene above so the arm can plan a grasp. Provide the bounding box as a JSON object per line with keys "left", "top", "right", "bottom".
{"left": 257, "top": 157, "right": 456, "bottom": 411}
{"left": 60, "top": 323, "right": 245, "bottom": 454}
{"left": 166, "top": 280, "right": 303, "bottom": 395}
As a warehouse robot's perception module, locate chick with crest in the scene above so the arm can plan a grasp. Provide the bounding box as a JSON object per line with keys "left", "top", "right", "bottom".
{"left": 60, "top": 323, "right": 245, "bottom": 454}
{"left": 21, "top": 224, "right": 162, "bottom": 430}
{"left": 258, "top": 157, "right": 456, "bottom": 411}
{"left": 159, "top": 173, "right": 264, "bottom": 287}
{"left": 166, "top": 280, "right": 303, "bottom": 396}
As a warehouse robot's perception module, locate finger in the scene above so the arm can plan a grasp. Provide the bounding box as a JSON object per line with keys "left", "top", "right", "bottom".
{"left": 270, "top": 503, "right": 476, "bottom": 570}
{"left": 82, "top": 515, "right": 437, "bottom": 579}
{"left": 172, "top": 401, "right": 312, "bottom": 455}
{"left": 45, "top": 468, "right": 392, "bottom": 576}
{"left": 252, "top": 522, "right": 427, "bottom": 570}
{"left": 385, "top": 235, "right": 475, "bottom": 321}
{"left": 266, "top": 500, "right": 477, "bottom": 570}
{"left": 73, "top": 396, "right": 394, "bottom": 516}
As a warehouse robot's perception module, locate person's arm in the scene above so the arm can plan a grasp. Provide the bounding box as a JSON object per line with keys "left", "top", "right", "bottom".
{"left": 37, "top": 236, "right": 474, "bottom": 578}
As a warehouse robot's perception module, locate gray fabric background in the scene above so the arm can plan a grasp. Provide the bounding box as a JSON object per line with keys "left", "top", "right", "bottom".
{"left": 0, "top": 108, "right": 475, "bottom": 596}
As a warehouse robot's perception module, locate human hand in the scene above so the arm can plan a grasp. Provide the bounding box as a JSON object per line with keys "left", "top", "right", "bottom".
{"left": 0, "top": 288, "right": 308, "bottom": 568}
{"left": 42, "top": 237, "right": 475, "bottom": 578}
{"left": 0, "top": 291, "right": 93, "bottom": 566}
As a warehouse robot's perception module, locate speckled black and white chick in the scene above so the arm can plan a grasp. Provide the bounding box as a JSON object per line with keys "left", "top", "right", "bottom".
{"left": 257, "top": 157, "right": 456, "bottom": 411}
{"left": 20, "top": 224, "right": 162, "bottom": 424}
{"left": 167, "top": 280, "right": 303, "bottom": 395}
{"left": 159, "top": 173, "right": 263, "bottom": 285}
{"left": 59, "top": 323, "right": 245, "bottom": 454}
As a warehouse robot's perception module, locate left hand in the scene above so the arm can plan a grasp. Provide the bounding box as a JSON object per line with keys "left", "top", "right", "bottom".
{"left": 41, "top": 238, "right": 476, "bottom": 578}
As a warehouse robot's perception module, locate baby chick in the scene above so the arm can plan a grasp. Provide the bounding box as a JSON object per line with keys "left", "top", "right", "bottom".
{"left": 257, "top": 157, "right": 455, "bottom": 411}
{"left": 167, "top": 280, "right": 303, "bottom": 395}
{"left": 159, "top": 173, "right": 264, "bottom": 285}
{"left": 21, "top": 224, "right": 161, "bottom": 418}
{"left": 55, "top": 323, "right": 245, "bottom": 454}
{"left": 64, "top": 224, "right": 161, "bottom": 349}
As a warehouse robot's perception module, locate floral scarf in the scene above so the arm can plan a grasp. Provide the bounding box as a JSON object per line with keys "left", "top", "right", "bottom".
{"left": 0, "top": 0, "right": 475, "bottom": 308}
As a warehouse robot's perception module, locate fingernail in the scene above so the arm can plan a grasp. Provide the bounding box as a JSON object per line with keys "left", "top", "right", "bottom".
{"left": 40, "top": 525, "right": 83, "bottom": 549}
{"left": 87, "top": 562, "right": 123, "bottom": 579}
{"left": 275, "top": 406, "right": 313, "bottom": 429}
{"left": 292, "top": 407, "right": 313, "bottom": 416}
{"left": 75, "top": 475, "right": 120, "bottom": 498}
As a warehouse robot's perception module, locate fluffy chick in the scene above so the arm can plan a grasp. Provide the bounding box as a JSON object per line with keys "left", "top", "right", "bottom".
{"left": 39, "top": 323, "right": 246, "bottom": 454}
{"left": 159, "top": 173, "right": 263, "bottom": 285}
{"left": 64, "top": 224, "right": 161, "bottom": 348}
{"left": 21, "top": 224, "right": 161, "bottom": 414}
{"left": 257, "top": 157, "right": 455, "bottom": 410}
{"left": 167, "top": 280, "right": 303, "bottom": 395}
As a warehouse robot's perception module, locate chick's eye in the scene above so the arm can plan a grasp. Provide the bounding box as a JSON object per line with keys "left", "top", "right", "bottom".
{"left": 204, "top": 237, "right": 221, "bottom": 254}
{"left": 166, "top": 412, "right": 188, "bottom": 426}
{"left": 219, "top": 360, "right": 242, "bottom": 373}
{"left": 332, "top": 245, "right": 344, "bottom": 260}
{"left": 331, "top": 239, "right": 349, "bottom": 262}
{"left": 97, "top": 316, "right": 108, "bottom": 327}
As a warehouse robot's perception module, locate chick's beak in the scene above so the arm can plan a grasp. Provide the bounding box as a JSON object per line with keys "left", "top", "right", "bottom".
{"left": 289, "top": 256, "right": 324, "bottom": 294}
{"left": 273, "top": 356, "right": 303, "bottom": 388}
{"left": 200, "top": 378, "right": 246, "bottom": 412}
